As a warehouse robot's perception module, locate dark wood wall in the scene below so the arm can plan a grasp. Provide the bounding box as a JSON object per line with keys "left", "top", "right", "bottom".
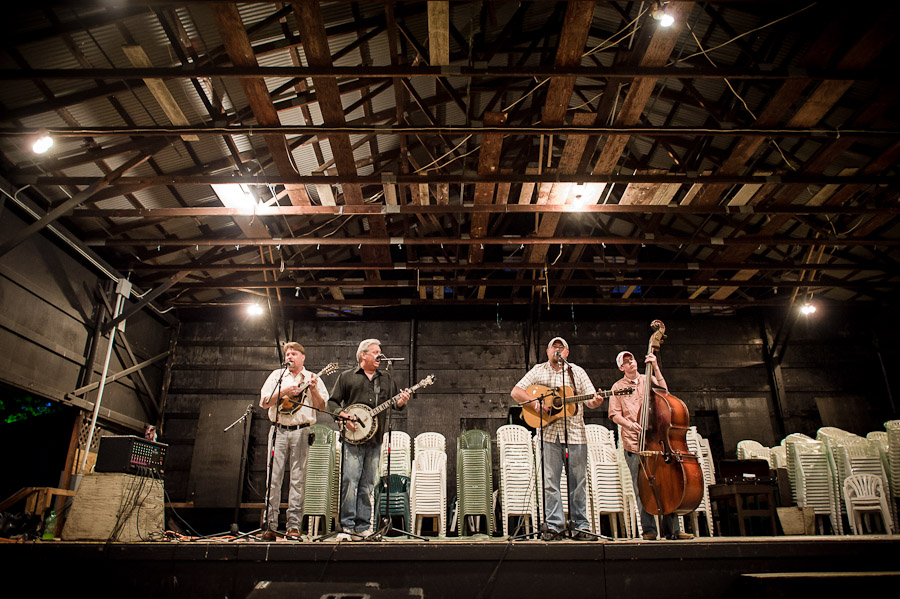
{"left": 160, "top": 309, "right": 896, "bottom": 527}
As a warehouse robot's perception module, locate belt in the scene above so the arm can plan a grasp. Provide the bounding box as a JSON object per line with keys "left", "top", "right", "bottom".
{"left": 273, "top": 422, "right": 310, "bottom": 431}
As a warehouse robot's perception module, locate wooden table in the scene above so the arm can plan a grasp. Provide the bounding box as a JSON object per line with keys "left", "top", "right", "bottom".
{"left": 709, "top": 481, "right": 778, "bottom": 536}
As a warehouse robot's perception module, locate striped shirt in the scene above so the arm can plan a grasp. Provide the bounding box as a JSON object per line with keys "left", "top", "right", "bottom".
{"left": 515, "top": 361, "right": 595, "bottom": 444}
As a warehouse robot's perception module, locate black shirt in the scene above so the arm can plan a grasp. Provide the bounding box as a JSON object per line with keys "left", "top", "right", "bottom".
{"left": 326, "top": 366, "right": 404, "bottom": 444}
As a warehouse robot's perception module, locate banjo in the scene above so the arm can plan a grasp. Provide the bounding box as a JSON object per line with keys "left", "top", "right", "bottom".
{"left": 342, "top": 374, "right": 435, "bottom": 445}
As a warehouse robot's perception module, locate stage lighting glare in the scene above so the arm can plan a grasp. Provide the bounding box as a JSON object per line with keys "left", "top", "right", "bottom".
{"left": 247, "top": 304, "right": 264, "bottom": 317}
{"left": 800, "top": 303, "right": 816, "bottom": 315}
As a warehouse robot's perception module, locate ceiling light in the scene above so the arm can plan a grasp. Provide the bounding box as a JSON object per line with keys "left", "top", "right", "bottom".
{"left": 652, "top": 2, "right": 674, "bottom": 28}
{"left": 32, "top": 130, "right": 53, "bottom": 154}
{"left": 212, "top": 183, "right": 259, "bottom": 215}
{"left": 247, "top": 304, "right": 264, "bottom": 317}
{"left": 800, "top": 303, "right": 816, "bottom": 315}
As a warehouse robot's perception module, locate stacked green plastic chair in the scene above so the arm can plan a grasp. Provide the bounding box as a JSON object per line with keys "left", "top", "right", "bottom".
{"left": 300, "top": 424, "right": 340, "bottom": 535}
{"left": 457, "top": 429, "right": 494, "bottom": 536}
{"left": 375, "top": 474, "right": 412, "bottom": 531}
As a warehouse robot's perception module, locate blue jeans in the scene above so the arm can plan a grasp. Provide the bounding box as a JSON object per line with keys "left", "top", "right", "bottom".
{"left": 624, "top": 450, "right": 679, "bottom": 537}
{"left": 340, "top": 440, "right": 382, "bottom": 533}
{"left": 542, "top": 441, "right": 590, "bottom": 533}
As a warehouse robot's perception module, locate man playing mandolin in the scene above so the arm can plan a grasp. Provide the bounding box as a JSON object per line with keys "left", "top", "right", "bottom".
{"left": 327, "top": 338, "right": 410, "bottom": 541}
{"left": 609, "top": 350, "right": 693, "bottom": 541}
{"left": 259, "top": 342, "right": 329, "bottom": 541}
{"left": 510, "top": 337, "right": 603, "bottom": 541}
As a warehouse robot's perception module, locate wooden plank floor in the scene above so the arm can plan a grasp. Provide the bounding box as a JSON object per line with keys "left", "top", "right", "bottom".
{"left": 3, "top": 535, "right": 898, "bottom": 599}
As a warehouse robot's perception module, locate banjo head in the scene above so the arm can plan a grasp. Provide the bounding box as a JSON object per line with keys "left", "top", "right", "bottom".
{"left": 344, "top": 404, "right": 377, "bottom": 444}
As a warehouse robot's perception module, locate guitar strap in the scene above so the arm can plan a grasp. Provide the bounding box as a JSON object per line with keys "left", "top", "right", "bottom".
{"left": 566, "top": 365, "right": 579, "bottom": 414}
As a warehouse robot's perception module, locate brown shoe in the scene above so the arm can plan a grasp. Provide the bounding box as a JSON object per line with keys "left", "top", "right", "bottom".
{"left": 285, "top": 528, "right": 302, "bottom": 541}
{"left": 261, "top": 529, "right": 278, "bottom": 542}
{"left": 672, "top": 531, "right": 694, "bottom": 540}
{"left": 641, "top": 531, "right": 657, "bottom": 540}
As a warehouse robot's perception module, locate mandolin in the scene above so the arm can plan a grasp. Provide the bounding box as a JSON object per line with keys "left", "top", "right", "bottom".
{"left": 519, "top": 385, "right": 632, "bottom": 429}
{"left": 277, "top": 362, "right": 339, "bottom": 415}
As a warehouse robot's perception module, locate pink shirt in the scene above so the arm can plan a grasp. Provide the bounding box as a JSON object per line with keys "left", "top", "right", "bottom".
{"left": 608, "top": 372, "right": 665, "bottom": 453}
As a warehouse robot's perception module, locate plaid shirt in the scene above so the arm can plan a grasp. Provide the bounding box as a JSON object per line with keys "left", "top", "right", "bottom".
{"left": 516, "top": 361, "right": 595, "bottom": 444}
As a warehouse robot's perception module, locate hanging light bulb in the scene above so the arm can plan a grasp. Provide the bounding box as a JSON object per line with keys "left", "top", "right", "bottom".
{"left": 800, "top": 303, "right": 816, "bottom": 315}
{"left": 651, "top": 2, "right": 675, "bottom": 28}
{"left": 32, "top": 130, "right": 54, "bottom": 154}
{"left": 247, "top": 304, "right": 264, "bottom": 317}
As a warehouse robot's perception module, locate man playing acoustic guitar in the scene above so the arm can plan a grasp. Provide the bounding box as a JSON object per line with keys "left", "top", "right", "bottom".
{"left": 510, "top": 337, "right": 603, "bottom": 541}
{"left": 259, "top": 341, "right": 328, "bottom": 541}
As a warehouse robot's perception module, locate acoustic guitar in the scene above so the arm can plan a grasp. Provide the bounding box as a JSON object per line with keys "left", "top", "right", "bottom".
{"left": 519, "top": 385, "right": 633, "bottom": 429}
{"left": 277, "top": 362, "right": 339, "bottom": 415}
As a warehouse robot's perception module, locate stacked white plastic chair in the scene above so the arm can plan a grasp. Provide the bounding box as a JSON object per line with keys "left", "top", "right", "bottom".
{"left": 532, "top": 435, "right": 568, "bottom": 527}
{"left": 842, "top": 473, "right": 894, "bottom": 534}
{"left": 496, "top": 425, "right": 539, "bottom": 536}
{"left": 585, "top": 424, "right": 628, "bottom": 538}
{"left": 769, "top": 445, "right": 787, "bottom": 469}
{"left": 817, "top": 427, "right": 862, "bottom": 535}
{"left": 833, "top": 436, "right": 896, "bottom": 533}
{"left": 886, "top": 420, "right": 900, "bottom": 502}
{"left": 686, "top": 427, "right": 714, "bottom": 536}
{"left": 379, "top": 430, "right": 412, "bottom": 477}
{"left": 786, "top": 435, "right": 838, "bottom": 533}
{"left": 867, "top": 431, "right": 890, "bottom": 486}
{"left": 737, "top": 440, "right": 772, "bottom": 465}
{"left": 411, "top": 449, "right": 447, "bottom": 536}
{"left": 414, "top": 431, "right": 446, "bottom": 455}
{"left": 411, "top": 432, "right": 447, "bottom": 536}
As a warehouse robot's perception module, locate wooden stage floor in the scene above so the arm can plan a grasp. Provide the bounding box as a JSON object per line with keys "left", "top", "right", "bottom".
{"left": 3, "top": 534, "right": 899, "bottom": 599}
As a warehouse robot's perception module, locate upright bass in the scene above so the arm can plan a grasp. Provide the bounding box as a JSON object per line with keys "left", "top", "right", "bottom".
{"left": 636, "top": 320, "right": 704, "bottom": 517}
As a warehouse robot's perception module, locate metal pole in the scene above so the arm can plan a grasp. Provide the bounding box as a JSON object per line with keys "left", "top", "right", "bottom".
{"left": 77, "top": 278, "right": 131, "bottom": 477}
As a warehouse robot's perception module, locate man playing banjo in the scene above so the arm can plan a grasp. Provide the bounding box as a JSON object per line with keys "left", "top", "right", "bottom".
{"left": 327, "top": 338, "right": 410, "bottom": 541}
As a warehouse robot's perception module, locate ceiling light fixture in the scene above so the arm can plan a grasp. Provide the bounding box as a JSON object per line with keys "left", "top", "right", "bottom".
{"left": 651, "top": 2, "right": 675, "bottom": 28}
{"left": 800, "top": 303, "right": 816, "bottom": 315}
{"left": 247, "top": 304, "right": 264, "bottom": 317}
{"left": 212, "top": 183, "right": 259, "bottom": 215}
{"left": 32, "top": 130, "right": 53, "bottom": 154}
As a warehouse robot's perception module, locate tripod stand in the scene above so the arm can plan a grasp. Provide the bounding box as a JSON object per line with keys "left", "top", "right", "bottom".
{"left": 224, "top": 402, "right": 258, "bottom": 541}
{"left": 507, "top": 391, "right": 550, "bottom": 541}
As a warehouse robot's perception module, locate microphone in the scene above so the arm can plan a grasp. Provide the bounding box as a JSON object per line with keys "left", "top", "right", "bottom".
{"left": 375, "top": 356, "right": 405, "bottom": 361}
{"left": 554, "top": 351, "right": 562, "bottom": 360}
{"left": 282, "top": 360, "right": 293, "bottom": 367}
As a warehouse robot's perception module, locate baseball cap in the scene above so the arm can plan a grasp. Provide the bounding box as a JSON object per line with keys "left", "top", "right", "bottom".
{"left": 547, "top": 337, "right": 568, "bottom": 349}
{"left": 616, "top": 351, "right": 634, "bottom": 367}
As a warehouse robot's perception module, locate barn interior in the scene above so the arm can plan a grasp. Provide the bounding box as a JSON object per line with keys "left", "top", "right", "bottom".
{"left": 1, "top": 1, "right": 899, "bottom": 598}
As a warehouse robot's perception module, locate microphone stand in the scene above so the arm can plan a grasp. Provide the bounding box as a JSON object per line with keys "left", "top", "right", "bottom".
{"left": 374, "top": 357, "right": 427, "bottom": 541}
{"left": 259, "top": 362, "right": 290, "bottom": 541}
{"left": 557, "top": 353, "right": 606, "bottom": 541}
